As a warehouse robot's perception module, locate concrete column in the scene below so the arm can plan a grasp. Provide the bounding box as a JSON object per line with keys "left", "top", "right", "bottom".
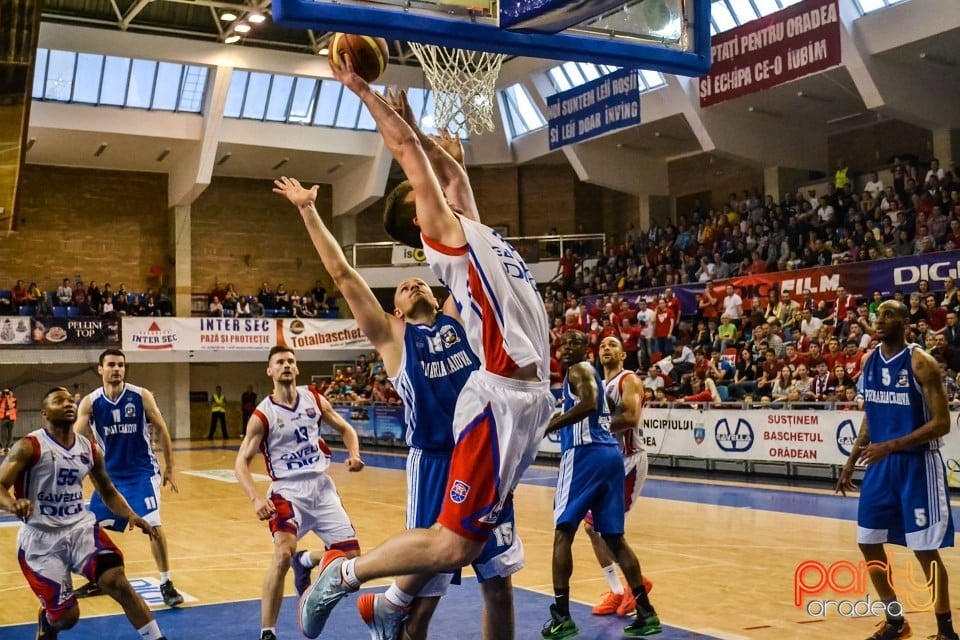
{"left": 932, "top": 128, "right": 959, "bottom": 169}
{"left": 170, "top": 205, "right": 192, "bottom": 316}
{"left": 168, "top": 362, "right": 191, "bottom": 441}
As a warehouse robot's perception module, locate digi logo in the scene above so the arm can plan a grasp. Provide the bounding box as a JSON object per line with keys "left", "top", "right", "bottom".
{"left": 450, "top": 480, "right": 470, "bottom": 504}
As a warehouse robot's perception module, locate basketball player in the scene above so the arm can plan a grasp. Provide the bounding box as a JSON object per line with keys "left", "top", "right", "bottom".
{"left": 275, "top": 167, "right": 521, "bottom": 640}
{"left": 587, "top": 336, "right": 653, "bottom": 617}
{"left": 234, "top": 344, "right": 364, "bottom": 640}
{"left": 299, "top": 52, "right": 555, "bottom": 639}
{"left": 0, "top": 388, "right": 168, "bottom": 640}
{"left": 543, "top": 331, "right": 660, "bottom": 639}
{"left": 837, "top": 300, "right": 958, "bottom": 640}
{"left": 72, "top": 348, "right": 183, "bottom": 607}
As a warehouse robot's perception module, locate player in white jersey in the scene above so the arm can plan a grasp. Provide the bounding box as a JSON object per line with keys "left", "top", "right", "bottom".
{"left": 299, "top": 51, "right": 555, "bottom": 640}
{"left": 235, "top": 345, "right": 364, "bottom": 640}
{"left": 587, "top": 336, "right": 654, "bottom": 617}
{"left": 0, "top": 388, "right": 168, "bottom": 640}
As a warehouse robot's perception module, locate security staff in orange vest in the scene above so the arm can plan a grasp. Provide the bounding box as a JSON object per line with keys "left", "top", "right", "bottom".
{"left": 0, "top": 388, "right": 17, "bottom": 455}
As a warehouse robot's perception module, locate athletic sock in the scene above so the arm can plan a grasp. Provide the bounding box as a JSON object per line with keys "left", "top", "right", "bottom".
{"left": 633, "top": 583, "right": 655, "bottom": 616}
{"left": 883, "top": 599, "right": 904, "bottom": 626}
{"left": 137, "top": 620, "right": 164, "bottom": 640}
{"left": 936, "top": 611, "right": 958, "bottom": 637}
{"left": 299, "top": 551, "right": 315, "bottom": 569}
{"left": 554, "top": 588, "right": 570, "bottom": 618}
{"left": 602, "top": 564, "right": 623, "bottom": 595}
{"left": 159, "top": 572, "right": 170, "bottom": 583}
{"left": 340, "top": 557, "right": 361, "bottom": 590}
{"left": 384, "top": 583, "right": 415, "bottom": 609}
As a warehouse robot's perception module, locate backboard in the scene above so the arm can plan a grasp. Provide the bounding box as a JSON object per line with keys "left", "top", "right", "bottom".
{"left": 272, "top": 0, "right": 712, "bottom": 77}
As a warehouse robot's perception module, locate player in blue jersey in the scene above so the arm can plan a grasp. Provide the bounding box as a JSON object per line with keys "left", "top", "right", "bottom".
{"left": 837, "top": 300, "right": 957, "bottom": 640}
{"left": 543, "top": 330, "right": 660, "bottom": 639}
{"left": 275, "top": 122, "right": 521, "bottom": 640}
{"left": 72, "top": 348, "right": 184, "bottom": 607}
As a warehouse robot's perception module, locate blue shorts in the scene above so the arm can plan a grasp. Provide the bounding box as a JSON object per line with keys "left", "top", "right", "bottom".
{"left": 554, "top": 444, "right": 624, "bottom": 534}
{"left": 90, "top": 474, "right": 162, "bottom": 531}
{"left": 407, "top": 448, "right": 524, "bottom": 593}
{"left": 858, "top": 450, "right": 955, "bottom": 550}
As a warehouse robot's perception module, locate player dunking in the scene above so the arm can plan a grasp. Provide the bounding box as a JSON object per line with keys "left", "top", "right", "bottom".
{"left": 73, "top": 348, "right": 183, "bottom": 607}
{"left": 234, "top": 345, "right": 364, "bottom": 640}
{"left": 299, "top": 51, "right": 555, "bottom": 639}
{"left": 587, "top": 336, "right": 653, "bottom": 617}
{"left": 837, "top": 300, "right": 958, "bottom": 640}
{"left": 0, "top": 388, "right": 168, "bottom": 640}
{"left": 543, "top": 331, "right": 660, "bottom": 639}
{"left": 275, "top": 110, "right": 522, "bottom": 640}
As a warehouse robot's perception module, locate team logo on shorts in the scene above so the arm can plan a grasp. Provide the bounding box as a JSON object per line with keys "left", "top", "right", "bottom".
{"left": 305, "top": 408, "right": 317, "bottom": 418}
{"left": 124, "top": 403, "right": 136, "bottom": 418}
{"left": 450, "top": 480, "right": 470, "bottom": 504}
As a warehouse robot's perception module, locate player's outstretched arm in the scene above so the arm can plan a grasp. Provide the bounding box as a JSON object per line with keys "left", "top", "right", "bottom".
{"left": 273, "top": 177, "right": 401, "bottom": 358}
{"left": 142, "top": 389, "right": 178, "bottom": 493}
{"left": 317, "top": 395, "right": 364, "bottom": 472}
{"left": 72, "top": 395, "right": 94, "bottom": 439}
{"left": 234, "top": 415, "right": 276, "bottom": 521}
{"left": 545, "top": 363, "right": 598, "bottom": 435}
{"left": 330, "top": 54, "right": 465, "bottom": 247}
{"left": 0, "top": 438, "right": 36, "bottom": 520}
{"left": 87, "top": 439, "right": 157, "bottom": 538}
{"left": 610, "top": 372, "right": 643, "bottom": 434}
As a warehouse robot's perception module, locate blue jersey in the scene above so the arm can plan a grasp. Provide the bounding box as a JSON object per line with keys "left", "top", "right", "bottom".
{"left": 858, "top": 344, "right": 938, "bottom": 451}
{"left": 87, "top": 384, "right": 159, "bottom": 481}
{"left": 559, "top": 362, "right": 617, "bottom": 452}
{"left": 391, "top": 314, "right": 479, "bottom": 452}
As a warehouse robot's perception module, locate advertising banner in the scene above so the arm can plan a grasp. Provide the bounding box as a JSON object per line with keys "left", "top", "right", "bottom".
{"left": 391, "top": 244, "right": 428, "bottom": 267}
{"left": 537, "top": 406, "right": 960, "bottom": 488}
{"left": 320, "top": 404, "right": 403, "bottom": 442}
{"left": 373, "top": 403, "right": 406, "bottom": 440}
{"left": 548, "top": 67, "right": 641, "bottom": 150}
{"left": 32, "top": 317, "right": 121, "bottom": 346}
{"left": 699, "top": 0, "right": 841, "bottom": 107}
{"left": 123, "top": 318, "right": 372, "bottom": 352}
{"left": 0, "top": 316, "right": 31, "bottom": 345}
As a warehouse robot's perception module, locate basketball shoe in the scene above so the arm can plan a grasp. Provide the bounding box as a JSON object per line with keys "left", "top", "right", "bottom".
{"left": 298, "top": 549, "right": 353, "bottom": 639}
{"left": 37, "top": 609, "right": 57, "bottom": 640}
{"left": 866, "top": 620, "right": 911, "bottom": 639}
{"left": 358, "top": 593, "right": 407, "bottom": 640}
{"left": 541, "top": 604, "right": 578, "bottom": 639}
{"left": 592, "top": 590, "right": 623, "bottom": 616}
{"left": 293, "top": 550, "right": 313, "bottom": 595}
{"left": 617, "top": 576, "right": 655, "bottom": 616}
{"left": 623, "top": 609, "right": 661, "bottom": 637}
{"left": 160, "top": 580, "right": 184, "bottom": 607}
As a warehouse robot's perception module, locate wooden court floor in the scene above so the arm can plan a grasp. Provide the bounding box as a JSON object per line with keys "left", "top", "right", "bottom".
{"left": 2, "top": 441, "right": 959, "bottom": 639}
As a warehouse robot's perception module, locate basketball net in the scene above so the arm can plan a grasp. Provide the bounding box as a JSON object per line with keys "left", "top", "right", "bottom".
{"left": 408, "top": 42, "right": 505, "bottom": 136}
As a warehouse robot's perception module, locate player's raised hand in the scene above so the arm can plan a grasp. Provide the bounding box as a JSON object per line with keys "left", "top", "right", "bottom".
{"left": 434, "top": 130, "right": 465, "bottom": 165}
{"left": 345, "top": 456, "right": 364, "bottom": 472}
{"left": 130, "top": 514, "right": 158, "bottom": 539}
{"left": 329, "top": 52, "right": 368, "bottom": 95}
{"left": 834, "top": 465, "right": 856, "bottom": 496}
{"left": 273, "top": 176, "right": 319, "bottom": 209}
{"left": 8, "top": 498, "right": 32, "bottom": 521}
{"left": 253, "top": 495, "right": 277, "bottom": 521}
{"left": 386, "top": 88, "right": 417, "bottom": 129}
{"left": 163, "top": 466, "right": 179, "bottom": 493}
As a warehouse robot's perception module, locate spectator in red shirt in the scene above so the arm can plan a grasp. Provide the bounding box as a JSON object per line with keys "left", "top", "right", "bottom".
{"left": 653, "top": 298, "right": 675, "bottom": 358}
{"left": 837, "top": 340, "right": 863, "bottom": 380}
{"left": 926, "top": 294, "right": 948, "bottom": 331}
{"left": 823, "top": 337, "right": 842, "bottom": 369}
{"left": 832, "top": 286, "right": 856, "bottom": 323}
{"left": 617, "top": 317, "right": 643, "bottom": 372}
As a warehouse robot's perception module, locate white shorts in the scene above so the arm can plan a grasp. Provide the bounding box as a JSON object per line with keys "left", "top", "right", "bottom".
{"left": 268, "top": 474, "right": 358, "bottom": 550}
{"left": 437, "top": 370, "right": 554, "bottom": 541}
{"left": 17, "top": 514, "right": 122, "bottom": 620}
{"left": 624, "top": 451, "right": 649, "bottom": 513}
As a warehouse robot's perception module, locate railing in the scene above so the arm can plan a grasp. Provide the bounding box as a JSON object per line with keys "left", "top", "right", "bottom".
{"left": 349, "top": 233, "right": 607, "bottom": 268}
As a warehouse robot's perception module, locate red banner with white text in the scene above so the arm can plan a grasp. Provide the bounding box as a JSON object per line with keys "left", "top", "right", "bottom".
{"left": 699, "top": 0, "right": 841, "bottom": 108}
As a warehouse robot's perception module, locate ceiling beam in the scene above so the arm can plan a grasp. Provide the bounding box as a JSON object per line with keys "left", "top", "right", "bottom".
{"left": 120, "top": 0, "right": 153, "bottom": 30}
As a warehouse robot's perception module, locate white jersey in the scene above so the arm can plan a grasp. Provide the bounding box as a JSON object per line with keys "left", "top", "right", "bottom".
{"left": 15, "top": 429, "right": 97, "bottom": 531}
{"left": 605, "top": 370, "right": 645, "bottom": 457}
{"left": 253, "top": 386, "right": 334, "bottom": 481}
{"left": 422, "top": 215, "right": 550, "bottom": 382}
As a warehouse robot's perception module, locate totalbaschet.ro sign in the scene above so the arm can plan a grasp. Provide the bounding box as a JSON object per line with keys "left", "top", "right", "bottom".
{"left": 794, "top": 551, "right": 938, "bottom": 617}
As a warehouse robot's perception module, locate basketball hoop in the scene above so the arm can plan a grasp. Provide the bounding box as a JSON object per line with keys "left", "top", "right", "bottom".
{"left": 408, "top": 42, "right": 505, "bottom": 136}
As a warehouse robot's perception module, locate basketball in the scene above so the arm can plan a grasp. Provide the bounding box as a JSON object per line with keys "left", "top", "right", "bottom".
{"left": 329, "top": 33, "right": 390, "bottom": 83}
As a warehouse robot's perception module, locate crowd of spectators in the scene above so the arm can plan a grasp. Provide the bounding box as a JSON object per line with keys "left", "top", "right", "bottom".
{"left": 309, "top": 352, "right": 401, "bottom": 406}
{"left": 206, "top": 279, "right": 339, "bottom": 319}
{"left": 541, "top": 156, "right": 960, "bottom": 408}
{"left": 0, "top": 278, "right": 174, "bottom": 318}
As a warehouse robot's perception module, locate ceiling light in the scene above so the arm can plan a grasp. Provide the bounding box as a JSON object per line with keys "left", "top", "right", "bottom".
{"left": 747, "top": 106, "right": 783, "bottom": 118}
{"left": 796, "top": 90, "right": 832, "bottom": 103}
{"left": 220, "top": 12, "right": 237, "bottom": 21}
{"left": 248, "top": 13, "right": 266, "bottom": 23}
{"left": 94, "top": 143, "right": 108, "bottom": 157}
{"left": 327, "top": 162, "right": 344, "bottom": 175}
{"left": 919, "top": 52, "right": 957, "bottom": 68}
{"left": 825, "top": 112, "right": 865, "bottom": 125}
{"left": 235, "top": 23, "right": 251, "bottom": 33}
{"left": 25, "top": 137, "right": 36, "bottom": 151}
{"left": 318, "top": 47, "right": 329, "bottom": 56}
{"left": 216, "top": 152, "right": 232, "bottom": 166}
{"left": 271, "top": 158, "right": 289, "bottom": 171}
{"left": 224, "top": 34, "right": 241, "bottom": 44}
{"left": 156, "top": 148, "right": 171, "bottom": 162}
